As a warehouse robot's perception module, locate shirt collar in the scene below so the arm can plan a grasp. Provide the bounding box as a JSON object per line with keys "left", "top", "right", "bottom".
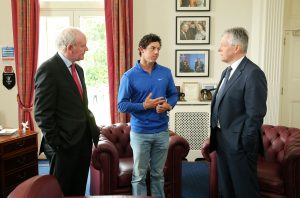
{"left": 136, "top": 60, "right": 158, "bottom": 71}
{"left": 229, "top": 56, "right": 245, "bottom": 78}
{"left": 58, "top": 51, "right": 72, "bottom": 68}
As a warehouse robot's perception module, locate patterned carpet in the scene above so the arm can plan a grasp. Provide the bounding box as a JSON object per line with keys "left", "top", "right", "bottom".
{"left": 38, "top": 160, "right": 209, "bottom": 197}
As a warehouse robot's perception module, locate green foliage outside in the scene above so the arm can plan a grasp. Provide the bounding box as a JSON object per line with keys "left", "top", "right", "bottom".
{"left": 81, "top": 16, "right": 108, "bottom": 88}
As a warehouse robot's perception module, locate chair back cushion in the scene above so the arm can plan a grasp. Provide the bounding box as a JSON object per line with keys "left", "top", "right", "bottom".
{"left": 261, "top": 125, "right": 300, "bottom": 163}
{"left": 101, "top": 123, "right": 132, "bottom": 158}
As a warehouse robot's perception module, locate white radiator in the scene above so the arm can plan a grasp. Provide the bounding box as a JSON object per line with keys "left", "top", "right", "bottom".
{"left": 169, "top": 101, "right": 211, "bottom": 161}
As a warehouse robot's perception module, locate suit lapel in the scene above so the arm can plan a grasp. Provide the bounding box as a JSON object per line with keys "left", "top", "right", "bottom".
{"left": 212, "top": 69, "right": 226, "bottom": 109}
{"left": 54, "top": 54, "right": 72, "bottom": 83}
{"left": 219, "top": 57, "right": 248, "bottom": 101}
{"left": 55, "top": 54, "right": 84, "bottom": 102}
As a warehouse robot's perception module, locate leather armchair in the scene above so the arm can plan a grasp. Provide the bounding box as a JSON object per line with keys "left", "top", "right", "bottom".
{"left": 90, "top": 123, "right": 190, "bottom": 198}
{"left": 8, "top": 175, "right": 64, "bottom": 198}
{"left": 8, "top": 174, "right": 153, "bottom": 198}
{"left": 208, "top": 125, "right": 300, "bottom": 198}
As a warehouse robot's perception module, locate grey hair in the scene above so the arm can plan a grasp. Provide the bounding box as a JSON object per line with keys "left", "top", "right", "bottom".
{"left": 224, "top": 27, "right": 249, "bottom": 53}
{"left": 55, "top": 27, "right": 82, "bottom": 53}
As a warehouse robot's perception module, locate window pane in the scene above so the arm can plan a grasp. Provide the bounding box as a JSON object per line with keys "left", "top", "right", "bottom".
{"left": 38, "top": 16, "right": 69, "bottom": 66}
{"left": 79, "top": 16, "right": 110, "bottom": 125}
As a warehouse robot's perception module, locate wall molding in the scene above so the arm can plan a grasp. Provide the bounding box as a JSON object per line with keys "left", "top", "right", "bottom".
{"left": 252, "top": 0, "right": 284, "bottom": 125}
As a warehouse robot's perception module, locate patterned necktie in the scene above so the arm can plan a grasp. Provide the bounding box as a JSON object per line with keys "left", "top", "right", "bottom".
{"left": 211, "top": 66, "right": 232, "bottom": 128}
{"left": 71, "top": 63, "right": 83, "bottom": 99}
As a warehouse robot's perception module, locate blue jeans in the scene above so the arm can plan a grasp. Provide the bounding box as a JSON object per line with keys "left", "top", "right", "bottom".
{"left": 130, "top": 130, "right": 169, "bottom": 198}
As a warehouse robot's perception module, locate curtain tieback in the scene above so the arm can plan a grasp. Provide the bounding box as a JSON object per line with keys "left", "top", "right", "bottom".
{"left": 17, "top": 94, "right": 33, "bottom": 112}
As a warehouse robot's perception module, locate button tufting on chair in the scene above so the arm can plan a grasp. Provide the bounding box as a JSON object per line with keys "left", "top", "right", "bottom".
{"left": 208, "top": 124, "right": 300, "bottom": 198}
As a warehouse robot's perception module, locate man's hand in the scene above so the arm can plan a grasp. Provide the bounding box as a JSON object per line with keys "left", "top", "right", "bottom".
{"left": 201, "top": 139, "right": 211, "bottom": 162}
{"left": 143, "top": 93, "right": 165, "bottom": 110}
{"left": 156, "top": 101, "right": 171, "bottom": 113}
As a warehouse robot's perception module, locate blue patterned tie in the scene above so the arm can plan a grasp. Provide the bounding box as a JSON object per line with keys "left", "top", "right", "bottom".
{"left": 211, "top": 66, "right": 232, "bottom": 128}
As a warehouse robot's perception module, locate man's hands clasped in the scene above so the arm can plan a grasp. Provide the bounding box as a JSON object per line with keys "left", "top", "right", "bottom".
{"left": 143, "top": 93, "right": 171, "bottom": 113}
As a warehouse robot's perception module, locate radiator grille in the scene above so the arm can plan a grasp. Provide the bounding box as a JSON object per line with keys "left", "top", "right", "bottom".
{"left": 174, "top": 112, "right": 210, "bottom": 150}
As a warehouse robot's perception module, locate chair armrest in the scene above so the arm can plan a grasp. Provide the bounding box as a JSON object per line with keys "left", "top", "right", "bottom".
{"left": 209, "top": 151, "right": 218, "bottom": 198}
{"left": 165, "top": 132, "right": 190, "bottom": 198}
{"left": 91, "top": 134, "right": 119, "bottom": 170}
{"left": 169, "top": 132, "right": 190, "bottom": 159}
{"left": 90, "top": 134, "right": 120, "bottom": 194}
{"left": 283, "top": 135, "right": 300, "bottom": 198}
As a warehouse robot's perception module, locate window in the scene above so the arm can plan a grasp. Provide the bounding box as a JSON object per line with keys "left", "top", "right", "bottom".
{"left": 39, "top": 1, "right": 110, "bottom": 125}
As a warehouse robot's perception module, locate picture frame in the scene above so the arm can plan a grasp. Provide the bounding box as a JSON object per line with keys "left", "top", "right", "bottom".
{"left": 201, "top": 83, "right": 217, "bottom": 91}
{"left": 175, "top": 49, "right": 209, "bottom": 77}
{"left": 176, "top": 86, "right": 181, "bottom": 93}
{"left": 176, "top": 85, "right": 181, "bottom": 100}
{"left": 201, "top": 83, "right": 217, "bottom": 97}
{"left": 176, "top": 0, "right": 210, "bottom": 11}
{"left": 176, "top": 16, "right": 210, "bottom": 44}
{"left": 182, "top": 82, "right": 200, "bottom": 101}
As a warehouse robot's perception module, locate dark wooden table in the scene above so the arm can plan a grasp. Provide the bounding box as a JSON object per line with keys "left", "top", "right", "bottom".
{"left": 0, "top": 130, "right": 38, "bottom": 198}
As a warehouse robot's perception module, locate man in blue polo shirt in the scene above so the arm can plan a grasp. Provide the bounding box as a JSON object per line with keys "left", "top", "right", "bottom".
{"left": 118, "top": 33, "right": 178, "bottom": 198}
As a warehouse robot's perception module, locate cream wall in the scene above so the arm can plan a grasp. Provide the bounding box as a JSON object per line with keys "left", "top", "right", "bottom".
{"left": 284, "top": 0, "right": 300, "bottom": 29}
{"left": 0, "top": 0, "right": 18, "bottom": 128}
{"left": 133, "top": 0, "right": 253, "bottom": 88}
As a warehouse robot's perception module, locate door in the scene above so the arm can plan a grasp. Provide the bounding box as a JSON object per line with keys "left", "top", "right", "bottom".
{"left": 280, "top": 30, "right": 300, "bottom": 128}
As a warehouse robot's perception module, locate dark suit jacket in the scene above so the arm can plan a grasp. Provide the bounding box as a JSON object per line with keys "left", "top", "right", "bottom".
{"left": 34, "top": 53, "right": 99, "bottom": 151}
{"left": 210, "top": 57, "right": 267, "bottom": 155}
{"left": 180, "top": 31, "right": 188, "bottom": 40}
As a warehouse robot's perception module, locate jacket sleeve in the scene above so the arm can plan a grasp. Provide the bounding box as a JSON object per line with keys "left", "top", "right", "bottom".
{"left": 243, "top": 68, "right": 267, "bottom": 152}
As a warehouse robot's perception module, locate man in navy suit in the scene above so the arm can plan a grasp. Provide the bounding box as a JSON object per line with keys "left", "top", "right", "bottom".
{"left": 34, "top": 27, "right": 99, "bottom": 196}
{"left": 201, "top": 27, "right": 267, "bottom": 198}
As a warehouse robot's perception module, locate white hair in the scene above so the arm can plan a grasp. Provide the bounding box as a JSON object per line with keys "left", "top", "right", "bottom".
{"left": 55, "top": 27, "right": 83, "bottom": 53}
{"left": 223, "top": 27, "right": 249, "bottom": 53}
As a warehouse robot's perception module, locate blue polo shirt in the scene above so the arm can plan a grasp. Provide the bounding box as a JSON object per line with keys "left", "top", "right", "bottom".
{"left": 118, "top": 61, "right": 178, "bottom": 133}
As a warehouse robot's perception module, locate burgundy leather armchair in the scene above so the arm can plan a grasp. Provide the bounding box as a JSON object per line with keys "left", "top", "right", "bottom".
{"left": 8, "top": 175, "right": 64, "bottom": 198}
{"left": 90, "top": 123, "right": 190, "bottom": 198}
{"left": 208, "top": 125, "right": 300, "bottom": 198}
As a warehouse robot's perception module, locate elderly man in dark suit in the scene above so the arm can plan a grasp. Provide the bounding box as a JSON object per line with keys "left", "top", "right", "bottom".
{"left": 201, "top": 27, "right": 267, "bottom": 198}
{"left": 34, "top": 27, "right": 99, "bottom": 196}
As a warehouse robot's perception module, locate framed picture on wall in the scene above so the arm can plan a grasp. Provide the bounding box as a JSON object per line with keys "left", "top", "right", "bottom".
{"left": 176, "top": 0, "right": 210, "bottom": 11}
{"left": 175, "top": 49, "right": 209, "bottom": 77}
{"left": 176, "top": 16, "right": 210, "bottom": 44}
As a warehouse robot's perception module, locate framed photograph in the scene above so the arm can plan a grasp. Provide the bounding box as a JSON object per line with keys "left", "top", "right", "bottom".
{"left": 176, "top": 0, "right": 210, "bottom": 11}
{"left": 202, "top": 83, "right": 217, "bottom": 97}
{"left": 176, "top": 86, "right": 181, "bottom": 93}
{"left": 175, "top": 49, "right": 209, "bottom": 77}
{"left": 182, "top": 82, "right": 200, "bottom": 101}
{"left": 175, "top": 85, "right": 181, "bottom": 100}
{"left": 176, "top": 16, "right": 210, "bottom": 44}
{"left": 201, "top": 83, "right": 217, "bottom": 91}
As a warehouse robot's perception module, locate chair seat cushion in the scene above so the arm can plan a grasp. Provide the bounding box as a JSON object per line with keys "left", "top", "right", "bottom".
{"left": 118, "top": 158, "right": 133, "bottom": 187}
{"left": 257, "top": 160, "right": 285, "bottom": 195}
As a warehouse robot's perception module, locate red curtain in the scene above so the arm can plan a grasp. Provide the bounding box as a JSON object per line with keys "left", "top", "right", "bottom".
{"left": 11, "top": 0, "right": 39, "bottom": 130}
{"left": 104, "top": 0, "right": 133, "bottom": 123}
